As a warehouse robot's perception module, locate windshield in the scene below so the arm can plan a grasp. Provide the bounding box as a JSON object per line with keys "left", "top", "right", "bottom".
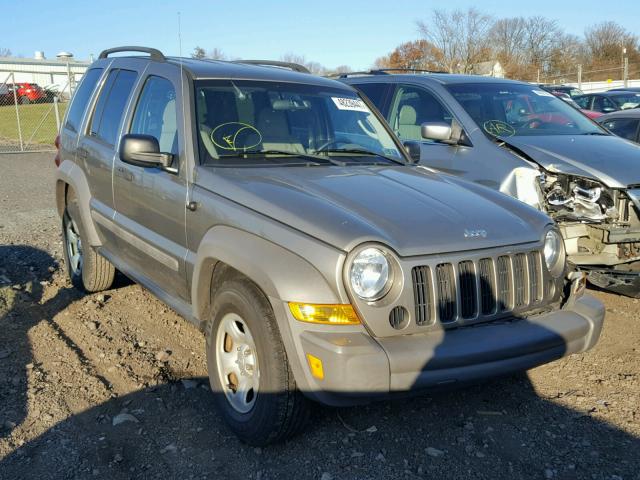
{"left": 446, "top": 83, "right": 605, "bottom": 138}
{"left": 610, "top": 93, "right": 640, "bottom": 109}
{"left": 194, "top": 80, "right": 404, "bottom": 166}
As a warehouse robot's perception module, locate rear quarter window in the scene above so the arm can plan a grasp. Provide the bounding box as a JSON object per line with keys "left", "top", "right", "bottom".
{"left": 89, "top": 69, "right": 138, "bottom": 146}
{"left": 64, "top": 68, "right": 103, "bottom": 133}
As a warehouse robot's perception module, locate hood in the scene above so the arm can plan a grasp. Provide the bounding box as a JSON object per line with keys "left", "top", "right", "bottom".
{"left": 503, "top": 135, "right": 640, "bottom": 188}
{"left": 196, "top": 166, "right": 550, "bottom": 256}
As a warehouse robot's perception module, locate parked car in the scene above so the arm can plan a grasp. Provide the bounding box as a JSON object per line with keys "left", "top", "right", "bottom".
{"left": 55, "top": 47, "right": 604, "bottom": 445}
{"left": 549, "top": 90, "right": 602, "bottom": 119}
{"left": 0, "top": 83, "right": 15, "bottom": 106}
{"left": 538, "top": 84, "right": 584, "bottom": 98}
{"left": 9, "top": 82, "right": 46, "bottom": 104}
{"left": 597, "top": 109, "right": 640, "bottom": 143}
{"left": 341, "top": 71, "right": 640, "bottom": 296}
{"left": 574, "top": 91, "right": 640, "bottom": 113}
{"left": 608, "top": 87, "right": 640, "bottom": 93}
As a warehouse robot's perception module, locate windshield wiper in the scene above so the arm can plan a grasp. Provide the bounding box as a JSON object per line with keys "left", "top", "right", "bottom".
{"left": 222, "top": 150, "right": 345, "bottom": 166}
{"left": 313, "top": 148, "right": 405, "bottom": 165}
{"left": 581, "top": 131, "right": 609, "bottom": 136}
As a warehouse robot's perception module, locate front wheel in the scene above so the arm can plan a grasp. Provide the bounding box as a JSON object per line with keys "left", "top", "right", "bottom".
{"left": 62, "top": 191, "right": 115, "bottom": 292}
{"left": 206, "top": 276, "right": 309, "bottom": 445}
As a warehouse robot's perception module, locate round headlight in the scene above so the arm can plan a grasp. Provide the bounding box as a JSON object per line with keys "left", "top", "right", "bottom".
{"left": 544, "top": 230, "right": 564, "bottom": 277}
{"left": 349, "top": 247, "right": 391, "bottom": 300}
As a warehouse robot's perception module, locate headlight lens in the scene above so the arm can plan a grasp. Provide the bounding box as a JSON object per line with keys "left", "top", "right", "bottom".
{"left": 349, "top": 247, "right": 391, "bottom": 300}
{"left": 544, "top": 230, "right": 564, "bottom": 276}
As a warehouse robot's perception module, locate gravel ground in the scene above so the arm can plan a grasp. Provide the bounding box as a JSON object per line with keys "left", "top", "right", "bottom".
{"left": 0, "top": 153, "right": 639, "bottom": 480}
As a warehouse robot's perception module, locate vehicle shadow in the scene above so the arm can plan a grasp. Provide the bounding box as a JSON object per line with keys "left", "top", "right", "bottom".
{"left": 0, "top": 245, "right": 130, "bottom": 443}
{"left": 0, "top": 254, "right": 638, "bottom": 479}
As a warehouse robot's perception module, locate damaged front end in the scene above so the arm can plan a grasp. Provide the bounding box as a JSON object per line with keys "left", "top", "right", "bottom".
{"left": 539, "top": 173, "right": 640, "bottom": 297}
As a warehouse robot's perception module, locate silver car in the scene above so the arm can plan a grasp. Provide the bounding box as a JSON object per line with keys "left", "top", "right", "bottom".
{"left": 342, "top": 73, "right": 640, "bottom": 297}
{"left": 55, "top": 48, "right": 604, "bottom": 445}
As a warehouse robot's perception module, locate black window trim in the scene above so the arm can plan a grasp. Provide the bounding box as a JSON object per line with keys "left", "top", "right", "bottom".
{"left": 86, "top": 68, "right": 138, "bottom": 147}
{"left": 64, "top": 67, "right": 105, "bottom": 134}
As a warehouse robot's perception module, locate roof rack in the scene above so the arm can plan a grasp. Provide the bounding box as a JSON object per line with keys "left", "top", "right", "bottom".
{"left": 98, "top": 46, "right": 166, "bottom": 62}
{"left": 232, "top": 60, "right": 310, "bottom": 74}
{"left": 333, "top": 68, "right": 447, "bottom": 79}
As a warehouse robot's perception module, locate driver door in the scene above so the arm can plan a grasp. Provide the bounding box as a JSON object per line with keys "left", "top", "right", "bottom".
{"left": 387, "top": 84, "right": 458, "bottom": 173}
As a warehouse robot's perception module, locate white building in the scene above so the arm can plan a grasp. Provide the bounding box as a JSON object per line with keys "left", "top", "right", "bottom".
{"left": 0, "top": 52, "right": 89, "bottom": 98}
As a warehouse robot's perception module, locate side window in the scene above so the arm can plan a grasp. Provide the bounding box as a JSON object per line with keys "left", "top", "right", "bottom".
{"left": 574, "top": 96, "right": 590, "bottom": 109}
{"left": 64, "top": 68, "right": 103, "bottom": 133}
{"left": 354, "top": 83, "right": 389, "bottom": 111}
{"left": 603, "top": 118, "right": 640, "bottom": 141}
{"left": 602, "top": 98, "right": 617, "bottom": 111}
{"left": 130, "top": 76, "right": 178, "bottom": 155}
{"left": 89, "top": 69, "right": 138, "bottom": 146}
{"left": 389, "top": 85, "right": 453, "bottom": 143}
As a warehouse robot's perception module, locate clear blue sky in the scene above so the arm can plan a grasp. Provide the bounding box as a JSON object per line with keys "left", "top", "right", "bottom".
{"left": 4, "top": 0, "right": 640, "bottom": 70}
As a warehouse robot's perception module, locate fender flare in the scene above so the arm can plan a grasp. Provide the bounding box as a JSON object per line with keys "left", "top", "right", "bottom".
{"left": 55, "top": 159, "right": 102, "bottom": 246}
{"left": 191, "top": 225, "right": 341, "bottom": 323}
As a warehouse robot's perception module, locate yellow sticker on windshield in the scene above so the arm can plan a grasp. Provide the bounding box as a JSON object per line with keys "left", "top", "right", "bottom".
{"left": 210, "top": 122, "right": 262, "bottom": 151}
{"left": 483, "top": 120, "right": 516, "bottom": 138}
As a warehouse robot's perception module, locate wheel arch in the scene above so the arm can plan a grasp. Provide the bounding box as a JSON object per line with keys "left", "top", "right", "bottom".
{"left": 191, "top": 225, "right": 342, "bottom": 325}
{"left": 55, "top": 159, "right": 101, "bottom": 246}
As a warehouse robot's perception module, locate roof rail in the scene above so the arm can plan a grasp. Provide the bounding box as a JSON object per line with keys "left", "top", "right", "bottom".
{"left": 333, "top": 68, "right": 447, "bottom": 79}
{"left": 98, "top": 46, "right": 166, "bottom": 62}
{"left": 232, "top": 60, "right": 310, "bottom": 74}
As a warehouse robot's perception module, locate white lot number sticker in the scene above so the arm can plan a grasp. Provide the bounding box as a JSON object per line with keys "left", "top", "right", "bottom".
{"left": 532, "top": 89, "right": 554, "bottom": 97}
{"left": 331, "top": 97, "right": 370, "bottom": 112}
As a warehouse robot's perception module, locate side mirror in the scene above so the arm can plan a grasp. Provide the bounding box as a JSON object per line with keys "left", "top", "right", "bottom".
{"left": 119, "top": 134, "right": 173, "bottom": 168}
{"left": 421, "top": 122, "right": 453, "bottom": 142}
{"left": 403, "top": 141, "right": 421, "bottom": 163}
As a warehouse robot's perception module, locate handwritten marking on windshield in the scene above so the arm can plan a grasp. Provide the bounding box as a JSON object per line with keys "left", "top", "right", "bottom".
{"left": 483, "top": 120, "right": 516, "bottom": 138}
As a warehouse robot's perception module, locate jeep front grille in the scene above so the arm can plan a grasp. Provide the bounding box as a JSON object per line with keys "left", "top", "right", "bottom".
{"left": 412, "top": 250, "right": 545, "bottom": 326}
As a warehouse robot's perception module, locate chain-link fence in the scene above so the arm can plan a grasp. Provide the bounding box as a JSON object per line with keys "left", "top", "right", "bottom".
{"left": 0, "top": 58, "right": 88, "bottom": 153}
{"left": 537, "top": 62, "right": 640, "bottom": 93}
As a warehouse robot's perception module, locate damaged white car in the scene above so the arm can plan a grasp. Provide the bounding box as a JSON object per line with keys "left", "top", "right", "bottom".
{"left": 340, "top": 73, "right": 640, "bottom": 296}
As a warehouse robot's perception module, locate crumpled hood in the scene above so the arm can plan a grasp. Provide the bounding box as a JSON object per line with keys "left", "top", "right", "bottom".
{"left": 503, "top": 135, "right": 640, "bottom": 188}
{"left": 197, "top": 166, "right": 550, "bottom": 256}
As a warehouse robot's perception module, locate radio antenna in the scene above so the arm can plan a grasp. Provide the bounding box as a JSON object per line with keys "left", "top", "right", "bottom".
{"left": 177, "top": 12, "right": 193, "bottom": 211}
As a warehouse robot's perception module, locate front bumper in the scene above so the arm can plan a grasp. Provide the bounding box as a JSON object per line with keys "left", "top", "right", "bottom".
{"left": 295, "top": 293, "right": 604, "bottom": 406}
{"left": 584, "top": 267, "right": 640, "bottom": 298}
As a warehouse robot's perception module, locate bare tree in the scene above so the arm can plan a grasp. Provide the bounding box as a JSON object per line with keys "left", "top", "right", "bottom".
{"left": 417, "top": 8, "right": 493, "bottom": 73}
{"left": 584, "top": 21, "right": 639, "bottom": 65}
{"left": 280, "top": 53, "right": 327, "bottom": 75}
{"left": 0, "top": 47, "right": 11, "bottom": 57}
{"left": 207, "top": 48, "right": 227, "bottom": 60}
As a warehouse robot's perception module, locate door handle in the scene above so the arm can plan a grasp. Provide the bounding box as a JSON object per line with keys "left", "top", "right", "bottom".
{"left": 115, "top": 166, "right": 134, "bottom": 182}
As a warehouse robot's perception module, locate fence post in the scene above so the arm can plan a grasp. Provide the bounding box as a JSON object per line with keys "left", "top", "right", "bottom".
{"left": 623, "top": 57, "right": 629, "bottom": 88}
{"left": 577, "top": 64, "right": 582, "bottom": 90}
{"left": 11, "top": 72, "right": 24, "bottom": 152}
{"left": 53, "top": 96, "right": 61, "bottom": 133}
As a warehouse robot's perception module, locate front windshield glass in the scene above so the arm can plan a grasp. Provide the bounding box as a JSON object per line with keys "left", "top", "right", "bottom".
{"left": 446, "top": 83, "right": 605, "bottom": 138}
{"left": 194, "top": 80, "right": 404, "bottom": 166}
{"left": 610, "top": 93, "right": 640, "bottom": 109}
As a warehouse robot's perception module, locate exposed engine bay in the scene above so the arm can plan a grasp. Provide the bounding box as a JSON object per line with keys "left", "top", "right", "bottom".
{"left": 540, "top": 174, "right": 619, "bottom": 223}
{"left": 538, "top": 172, "right": 640, "bottom": 297}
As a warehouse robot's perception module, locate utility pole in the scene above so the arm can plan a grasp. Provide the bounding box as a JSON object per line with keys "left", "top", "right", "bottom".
{"left": 624, "top": 57, "right": 629, "bottom": 88}
{"left": 577, "top": 64, "right": 582, "bottom": 90}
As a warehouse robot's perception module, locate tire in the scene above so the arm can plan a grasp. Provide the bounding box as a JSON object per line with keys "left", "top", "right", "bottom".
{"left": 19, "top": 96, "right": 30, "bottom": 105}
{"left": 206, "top": 276, "right": 310, "bottom": 445}
{"left": 62, "top": 190, "right": 115, "bottom": 293}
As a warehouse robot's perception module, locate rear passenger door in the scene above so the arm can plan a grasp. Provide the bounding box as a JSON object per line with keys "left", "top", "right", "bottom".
{"left": 112, "top": 62, "right": 189, "bottom": 301}
{"left": 77, "top": 66, "right": 139, "bottom": 248}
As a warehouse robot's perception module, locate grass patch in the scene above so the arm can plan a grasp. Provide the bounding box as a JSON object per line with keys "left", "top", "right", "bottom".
{"left": 0, "top": 102, "right": 67, "bottom": 150}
